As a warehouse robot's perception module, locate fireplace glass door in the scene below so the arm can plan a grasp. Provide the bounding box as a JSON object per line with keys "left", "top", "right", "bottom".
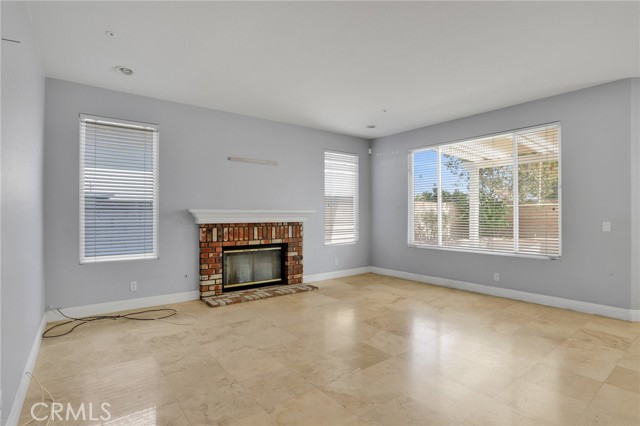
{"left": 223, "top": 245, "right": 283, "bottom": 289}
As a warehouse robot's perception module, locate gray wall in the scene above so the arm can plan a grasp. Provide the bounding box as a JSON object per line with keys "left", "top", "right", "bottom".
{"left": 1, "top": 2, "right": 46, "bottom": 422}
{"left": 44, "top": 79, "right": 371, "bottom": 309}
{"left": 371, "top": 79, "right": 637, "bottom": 309}
{"left": 631, "top": 78, "right": 640, "bottom": 310}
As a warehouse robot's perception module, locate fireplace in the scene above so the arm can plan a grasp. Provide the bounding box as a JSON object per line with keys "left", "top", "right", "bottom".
{"left": 188, "top": 210, "right": 314, "bottom": 298}
{"left": 198, "top": 223, "right": 302, "bottom": 296}
{"left": 223, "top": 243, "right": 286, "bottom": 291}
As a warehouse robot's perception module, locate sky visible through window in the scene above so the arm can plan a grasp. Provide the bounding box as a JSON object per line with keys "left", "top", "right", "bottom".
{"left": 413, "top": 150, "right": 468, "bottom": 196}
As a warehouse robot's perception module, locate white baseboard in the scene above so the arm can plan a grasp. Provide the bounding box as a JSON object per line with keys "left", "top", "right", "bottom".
{"left": 6, "top": 313, "right": 47, "bottom": 426}
{"left": 304, "top": 267, "right": 372, "bottom": 283}
{"left": 370, "top": 267, "right": 639, "bottom": 322}
{"left": 43, "top": 269, "right": 638, "bottom": 324}
{"left": 45, "top": 291, "right": 200, "bottom": 323}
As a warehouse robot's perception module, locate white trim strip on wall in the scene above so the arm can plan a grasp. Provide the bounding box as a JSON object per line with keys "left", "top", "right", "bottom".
{"left": 306, "top": 266, "right": 639, "bottom": 321}
{"left": 37, "top": 267, "right": 640, "bottom": 325}
{"left": 6, "top": 314, "right": 47, "bottom": 426}
{"left": 46, "top": 267, "right": 635, "bottom": 324}
{"left": 369, "top": 267, "right": 639, "bottom": 322}
{"left": 630, "top": 78, "right": 640, "bottom": 319}
{"left": 45, "top": 291, "right": 199, "bottom": 323}
{"left": 304, "top": 267, "right": 372, "bottom": 283}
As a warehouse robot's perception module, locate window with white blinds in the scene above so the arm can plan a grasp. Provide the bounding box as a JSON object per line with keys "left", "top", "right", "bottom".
{"left": 324, "top": 150, "right": 359, "bottom": 245}
{"left": 409, "top": 123, "right": 560, "bottom": 258}
{"left": 80, "top": 114, "right": 159, "bottom": 264}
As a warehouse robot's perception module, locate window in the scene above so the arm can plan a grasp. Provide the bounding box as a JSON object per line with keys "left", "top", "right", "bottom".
{"left": 80, "top": 114, "right": 159, "bottom": 263}
{"left": 324, "top": 150, "right": 359, "bottom": 245}
{"left": 409, "top": 123, "right": 560, "bottom": 258}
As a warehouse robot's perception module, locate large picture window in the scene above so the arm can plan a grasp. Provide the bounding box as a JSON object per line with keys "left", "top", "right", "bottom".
{"left": 80, "top": 114, "right": 159, "bottom": 263}
{"left": 409, "top": 123, "right": 560, "bottom": 258}
{"left": 324, "top": 150, "right": 359, "bottom": 245}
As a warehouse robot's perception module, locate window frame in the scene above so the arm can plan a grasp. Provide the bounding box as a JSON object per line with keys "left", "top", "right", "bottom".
{"left": 408, "top": 123, "right": 561, "bottom": 260}
{"left": 79, "top": 114, "right": 159, "bottom": 264}
{"left": 324, "top": 149, "right": 359, "bottom": 246}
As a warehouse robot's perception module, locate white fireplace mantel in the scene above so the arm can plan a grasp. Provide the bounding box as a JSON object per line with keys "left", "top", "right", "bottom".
{"left": 187, "top": 209, "right": 315, "bottom": 224}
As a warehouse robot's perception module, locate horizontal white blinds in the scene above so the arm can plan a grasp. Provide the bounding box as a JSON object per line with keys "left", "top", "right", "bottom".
{"left": 325, "top": 150, "right": 359, "bottom": 245}
{"left": 410, "top": 123, "right": 560, "bottom": 258}
{"left": 80, "top": 115, "right": 159, "bottom": 263}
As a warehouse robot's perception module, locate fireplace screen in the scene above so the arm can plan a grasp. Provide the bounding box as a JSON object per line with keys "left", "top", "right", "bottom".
{"left": 223, "top": 245, "right": 283, "bottom": 289}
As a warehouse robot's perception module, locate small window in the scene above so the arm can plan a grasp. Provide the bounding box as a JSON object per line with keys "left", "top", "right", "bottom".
{"left": 80, "top": 114, "right": 159, "bottom": 263}
{"left": 409, "top": 123, "right": 560, "bottom": 259}
{"left": 324, "top": 150, "right": 359, "bottom": 245}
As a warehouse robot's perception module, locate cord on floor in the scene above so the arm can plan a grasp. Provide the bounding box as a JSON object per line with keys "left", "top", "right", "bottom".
{"left": 19, "top": 372, "right": 54, "bottom": 426}
{"left": 43, "top": 307, "right": 199, "bottom": 338}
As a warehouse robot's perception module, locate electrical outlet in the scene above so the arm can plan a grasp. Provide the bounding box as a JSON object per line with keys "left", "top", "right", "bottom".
{"left": 130, "top": 281, "right": 138, "bottom": 292}
{"left": 493, "top": 273, "right": 500, "bottom": 282}
{"left": 334, "top": 258, "right": 339, "bottom": 266}
{"left": 602, "top": 221, "right": 611, "bottom": 232}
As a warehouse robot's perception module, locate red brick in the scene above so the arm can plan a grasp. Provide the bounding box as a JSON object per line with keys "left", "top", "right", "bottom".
{"left": 198, "top": 221, "right": 304, "bottom": 297}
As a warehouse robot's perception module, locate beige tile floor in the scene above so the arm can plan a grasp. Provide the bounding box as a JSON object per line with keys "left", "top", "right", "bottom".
{"left": 18, "top": 274, "right": 640, "bottom": 426}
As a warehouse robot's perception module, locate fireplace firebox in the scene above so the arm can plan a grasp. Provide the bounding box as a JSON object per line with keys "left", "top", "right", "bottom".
{"left": 223, "top": 243, "right": 286, "bottom": 291}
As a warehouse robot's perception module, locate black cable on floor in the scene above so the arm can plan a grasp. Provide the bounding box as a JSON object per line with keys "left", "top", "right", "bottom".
{"left": 42, "top": 307, "right": 178, "bottom": 338}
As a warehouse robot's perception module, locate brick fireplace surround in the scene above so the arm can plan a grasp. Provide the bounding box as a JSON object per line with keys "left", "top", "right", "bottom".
{"left": 198, "top": 222, "right": 303, "bottom": 297}
{"left": 188, "top": 209, "right": 315, "bottom": 299}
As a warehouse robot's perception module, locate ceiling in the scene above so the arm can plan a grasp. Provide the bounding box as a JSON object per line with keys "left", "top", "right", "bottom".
{"left": 24, "top": 1, "right": 640, "bottom": 139}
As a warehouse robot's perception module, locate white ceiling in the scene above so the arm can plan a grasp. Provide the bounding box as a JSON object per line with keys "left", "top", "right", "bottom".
{"left": 25, "top": 1, "right": 640, "bottom": 139}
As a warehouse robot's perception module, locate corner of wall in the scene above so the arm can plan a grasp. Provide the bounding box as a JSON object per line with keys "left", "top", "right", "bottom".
{"left": 630, "top": 77, "right": 640, "bottom": 310}
{"left": 1, "top": 1, "right": 47, "bottom": 423}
